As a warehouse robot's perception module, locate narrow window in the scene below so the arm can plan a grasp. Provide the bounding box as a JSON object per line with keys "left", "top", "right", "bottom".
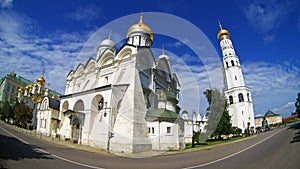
{"left": 167, "top": 127, "right": 171, "bottom": 134}
{"left": 247, "top": 93, "right": 250, "bottom": 101}
{"left": 229, "top": 96, "right": 233, "bottom": 104}
{"left": 152, "top": 127, "right": 154, "bottom": 134}
{"left": 235, "top": 76, "right": 237, "bottom": 80}
{"left": 238, "top": 93, "right": 244, "bottom": 102}
{"left": 148, "top": 127, "right": 151, "bottom": 134}
{"left": 231, "top": 60, "right": 235, "bottom": 66}
{"left": 226, "top": 62, "right": 229, "bottom": 68}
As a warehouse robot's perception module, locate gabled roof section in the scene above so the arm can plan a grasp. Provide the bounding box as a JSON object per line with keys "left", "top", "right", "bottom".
{"left": 146, "top": 108, "right": 179, "bottom": 119}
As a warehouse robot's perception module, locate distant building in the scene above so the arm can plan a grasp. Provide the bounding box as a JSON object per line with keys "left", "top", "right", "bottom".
{"left": 16, "top": 73, "right": 61, "bottom": 129}
{"left": 0, "top": 71, "right": 33, "bottom": 106}
{"left": 255, "top": 110, "right": 282, "bottom": 128}
{"left": 182, "top": 111, "right": 207, "bottom": 143}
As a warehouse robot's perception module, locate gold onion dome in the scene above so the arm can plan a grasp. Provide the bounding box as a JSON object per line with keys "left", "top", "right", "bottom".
{"left": 45, "top": 88, "right": 50, "bottom": 92}
{"left": 217, "top": 20, "right": 230, "bottom": 41}
{"left": 18, "top": 88, "right": 23, "bottom": 93}
{"left": 25, "top": 85, "right": 29, "bottom": 90}
{"left": 37, "top": 76, "right": 45, "bottom": 85}
{"left": 126, "top": 14, "right": 153, "bottom": 41}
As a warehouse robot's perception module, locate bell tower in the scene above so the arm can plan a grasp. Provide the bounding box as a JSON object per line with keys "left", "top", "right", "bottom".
{"left": 217, "top": 21, "right": 255, "bottom": 133}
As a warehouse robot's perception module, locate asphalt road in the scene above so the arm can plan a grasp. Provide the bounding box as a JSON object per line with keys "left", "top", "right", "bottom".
{"left": 0, "top": 122, "right": 299, "bottom": 169}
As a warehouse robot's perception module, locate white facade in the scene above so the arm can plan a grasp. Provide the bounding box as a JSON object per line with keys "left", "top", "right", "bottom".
{"left": 36, "top": 96, "right": 60, "bottom": 136}
{"left": 58, "top": 15, "right": 184, "bottom": 153}
{"left": 182, "top": 111, "right": 207, "bottom": 143}
{"left": 218, "top": 23, "right": 255, "bottom": 132}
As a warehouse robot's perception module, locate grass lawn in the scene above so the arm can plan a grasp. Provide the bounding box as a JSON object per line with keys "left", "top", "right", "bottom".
{"left": 185, "top": 136, "right": 245, "bottom": 149}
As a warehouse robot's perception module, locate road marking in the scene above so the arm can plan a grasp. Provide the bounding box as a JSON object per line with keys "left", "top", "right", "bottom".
{"left": 0, "top": 125, "right": 104, "bottom": 169}
{"left": 183, "top": 129, "right": 283, "bottom": 169}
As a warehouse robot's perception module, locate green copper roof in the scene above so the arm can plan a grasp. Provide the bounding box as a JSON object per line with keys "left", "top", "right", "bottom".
{"left": 146, "top": 108, "right": 179, "bottom": 119}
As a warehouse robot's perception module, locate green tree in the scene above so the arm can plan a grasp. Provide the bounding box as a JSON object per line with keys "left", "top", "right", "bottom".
{"left": 1, "top": 101, "right": 14, "bottom": 122}
{"left": 295, "top": 92, "right": 300, "bottom": 118}
{"left": 202, "top": 89, "right": 233, "bottom": 140}
{"left": 13, "top": 103, "right": 32, "bottom": 128}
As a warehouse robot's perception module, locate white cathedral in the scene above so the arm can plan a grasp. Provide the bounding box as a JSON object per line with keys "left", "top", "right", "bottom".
{"left": 217, "top": 22, "right": 255, "bottom": 132}
{"left": 57, "top": 15, "right": 184, "bottom": 153}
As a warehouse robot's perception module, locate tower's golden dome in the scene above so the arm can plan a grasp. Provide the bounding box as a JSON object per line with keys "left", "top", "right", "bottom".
{"left": 37, "top": 76, "right": 45, "bottom": 85}
{"left": 217, "top": 20, "right": 230, "bottom": 41}
{"left": 126, "top": 15, "right": 153, "bottom": 41}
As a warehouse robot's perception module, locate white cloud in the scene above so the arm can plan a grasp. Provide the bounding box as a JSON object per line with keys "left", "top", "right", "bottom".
{"left": 0, "top": 10, "right": 93, "bottom": 93}
{"left": 0, "top": 0, "right": 13, "bottom": 8}
{"left": 262, "top": 34, "right": 275, "bottom": 43}
{"left": 242, "top": 61, "right": 300, "bottom": 116}
{"left": 242, "top": 0, "right": 298, "bottom": 32}
{"left": 273, "top": 102, "right": 295, "bottom": 117}
{"left": 67, "top": 5, "right": 100, "bottom": 27}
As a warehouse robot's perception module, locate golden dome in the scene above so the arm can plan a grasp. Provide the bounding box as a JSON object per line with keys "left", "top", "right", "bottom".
{"left": 126, "top": 15, "right": 153, "bottom": 41}
{"left": 217, "top": 20, "right": 230, "bottom": 41}
{"left": 217, "top": 29, "right": 230, "bottom": 40}
{"left": 36, "top": 76, "right": 45, "bottom": 85}
{"left": 25, "top": 85, "right": 29, "bottom": 90}
{"left": 45, "top": 88, "right": 50, "bottom": 92}
{"left": 18, "top": 88, "right": 24, "bottom": 93}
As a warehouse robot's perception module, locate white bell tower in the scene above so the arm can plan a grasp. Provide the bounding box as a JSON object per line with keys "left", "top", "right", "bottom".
{"left": 217, "top": 21, "right": 255, "bottom": 133}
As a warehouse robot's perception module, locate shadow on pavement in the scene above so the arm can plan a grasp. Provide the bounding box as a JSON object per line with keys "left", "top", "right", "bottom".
{"left": 289, "top": 122, "right": 300, "bottom": 144}
{"left": 0, "top": 133, "right": 53, "bottom": 161}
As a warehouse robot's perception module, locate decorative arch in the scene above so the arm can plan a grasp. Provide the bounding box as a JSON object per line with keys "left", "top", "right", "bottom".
{"left": 74, "top": 100, "right": 84, "bottom": 112}
{"left": 238, "top": 93, "right": 244, "bottom": 102}
{"left": 40, "top": 97, "right": 49, "bottom": 110}
{"left": 99, "top": 54, "right": 114, "bottom": 67}
{"left": 84, "top": 58, "right": 96, "bottom": 73}
{"left": 91, "top": 94, "right": 105, "bottom": 112}
{"left": 62, "top": 101, "right": 69, "bottom": 112}
{"left": 74, "top": 64, "right": 84, "bottom": 77}
{"left": 117, "top": 47, "right": 132, "bottom": 61}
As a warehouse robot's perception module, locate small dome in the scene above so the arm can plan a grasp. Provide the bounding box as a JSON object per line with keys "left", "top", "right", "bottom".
{"left": 126, "top": 15, "right": 153, "bottom": 41}
{"left": 45, "top": 88, "right": 50, "bottom": 92}
{"left": 18, "top": 88, "right": 23, "bottom": 92}
{"left": 99, "top": 39, "right": 115, "bottom": 48}
{"left": 37, "top": 76, "right": 45, "bottom": 85}
{"left": 217, "top": 29, "right": 230, "bottom": 40}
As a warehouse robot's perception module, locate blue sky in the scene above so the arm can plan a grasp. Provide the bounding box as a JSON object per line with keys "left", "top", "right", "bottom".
{"left": 0, "top": 0, "right": 299, "bottom": 117}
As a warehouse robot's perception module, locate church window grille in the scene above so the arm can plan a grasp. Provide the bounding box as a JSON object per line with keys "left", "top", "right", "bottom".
{"left": 238, "top": 93, "right": 244, "bottom": 102}
{"left": 229, "top": 96, "right": 233, "bottom": 104}
{"left": 231, "top": 60, "right": 235, "bottom": 66}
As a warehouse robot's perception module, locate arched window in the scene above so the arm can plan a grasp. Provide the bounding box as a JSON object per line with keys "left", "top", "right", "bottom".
{"left": 74, "top": 100, "right": 84, "bottom": 112}
{"left": 231, "top": 60, "right": 235, "bottom": 66}
{"left": 247, "top": 93, "right": 250, "bottom": 101}
{"left": 91, "top": 95, "right": 105, "bottom": 112}
{"left": 238, "top": 93, "right": 244, "bottom": 102}
{"left": 229, "top": 96, "right": 233, "bottom": 104}
{"left": 226, "top": 62, "right": 229, "bottom": 68}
